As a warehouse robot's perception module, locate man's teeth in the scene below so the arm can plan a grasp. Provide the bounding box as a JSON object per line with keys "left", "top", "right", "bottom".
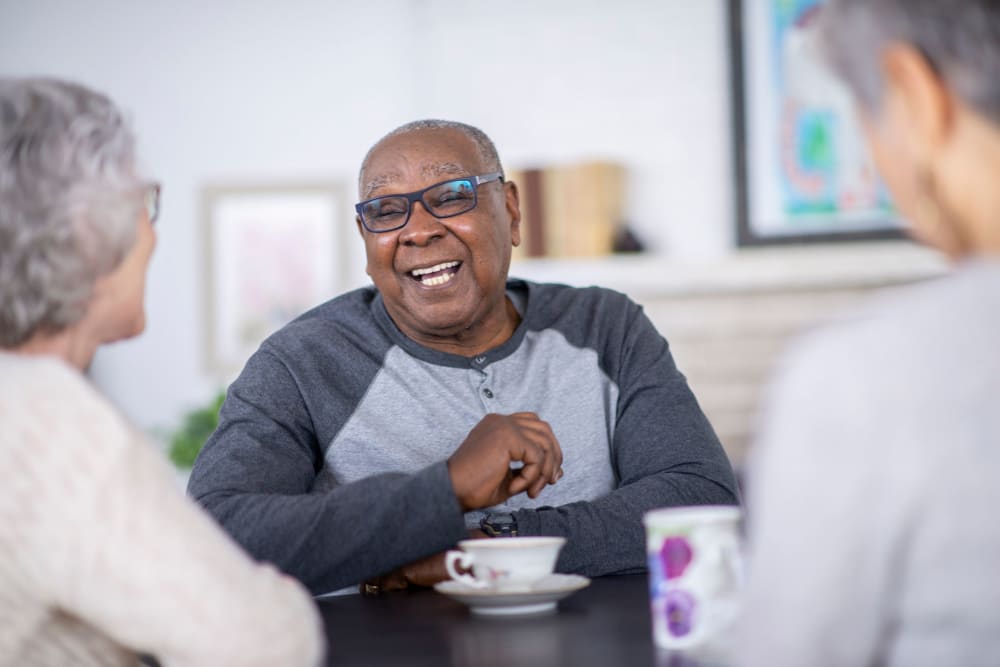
{"left": 410, "top": 261, "right": 460, "bottom": 285}
{"left": 422, "top": 273, "right": 454, "bottom": 286}
{"left": 411, "top": 261, "right": 459, "bottom": 277}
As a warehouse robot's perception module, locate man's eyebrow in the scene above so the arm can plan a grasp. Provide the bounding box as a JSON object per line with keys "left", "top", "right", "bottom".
{"left": 360, "top": 172, "right": 401, "bottom": 200}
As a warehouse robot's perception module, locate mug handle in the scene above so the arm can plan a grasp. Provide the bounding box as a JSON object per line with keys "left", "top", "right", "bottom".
{"left": 445, "top": 550, "right": 486, "bottom": 588}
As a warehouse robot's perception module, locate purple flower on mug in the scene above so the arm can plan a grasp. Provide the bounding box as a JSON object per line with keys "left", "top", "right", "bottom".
{"left": 660, "top": 536, "right": 693, "bottom": 579}
{"left": 665, "top": 589, "right": 696, "bottom": 637}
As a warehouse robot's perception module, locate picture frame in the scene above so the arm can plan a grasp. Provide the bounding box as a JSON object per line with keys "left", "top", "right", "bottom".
{"left": 729, "top": 0, "right": 905, "bottom": 245}
{"left": 202, "top": 183, "right": 351, "bottom": 375}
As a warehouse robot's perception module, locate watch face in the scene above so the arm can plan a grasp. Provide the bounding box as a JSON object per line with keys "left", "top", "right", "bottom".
{"left": 482, "top": 513, "right": 517, "bottom": 537}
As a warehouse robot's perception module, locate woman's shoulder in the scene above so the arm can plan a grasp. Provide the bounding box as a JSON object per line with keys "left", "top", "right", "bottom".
{"left": 1, "top": 353, "right": 110, "bottom": 409}
{"left": 0, "top": 353, "right": 133, "bottom": 461}
{"left": 775, "top": 260, "right": 1000, "bottom": 407}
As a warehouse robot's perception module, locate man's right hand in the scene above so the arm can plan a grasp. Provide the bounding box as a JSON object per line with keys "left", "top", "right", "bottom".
{"left": 447, "top": 412, "right": 564, "bottom": 512}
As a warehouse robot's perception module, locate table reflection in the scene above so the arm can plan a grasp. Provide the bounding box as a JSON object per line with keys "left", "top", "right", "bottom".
{"left": 318, "top": 574, "right": 734, "bottom": 667}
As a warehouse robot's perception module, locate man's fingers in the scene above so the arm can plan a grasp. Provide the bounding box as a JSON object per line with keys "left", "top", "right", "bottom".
{"left": 402, "top": 552, "right": 450, "bottom": 588}
{"left": 508, "top": 460, "right": 544, "bottom": 497}
{"left": 507, "top": 470, "right": 530, "bottom": 496}
{"left": 511, "top": 414, "right": 556, "bottom": 439}
{"left": 452, "top": 412, "right": 565, "bottom": 510}
{"left": 511, "top": 420, "right": 563, "bottom": 482}
{"left": 528, "top": 471, "right": 550, "bottom": 498}
{"left": 505, "top": 422, "right": 563, "bottom": 500}
{"left": 517, "top": 433, "right": 561, "bottom": 487}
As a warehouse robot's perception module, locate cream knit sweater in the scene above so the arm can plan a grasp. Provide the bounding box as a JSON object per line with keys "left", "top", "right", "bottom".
{"left": 0, "top": 353, "right": 324, "bottom": 666}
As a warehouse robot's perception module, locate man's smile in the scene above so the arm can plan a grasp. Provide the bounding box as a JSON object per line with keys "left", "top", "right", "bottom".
{"left": 407, "top": 260, "right": 462, "bottom": 287}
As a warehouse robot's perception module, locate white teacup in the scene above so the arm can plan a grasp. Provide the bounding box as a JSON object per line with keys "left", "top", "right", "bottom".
{"left": 444, "top": 536, "right": 566, "bottom": 591}
{"left": 644, "top": 506, "right": 744, "bottom": 651}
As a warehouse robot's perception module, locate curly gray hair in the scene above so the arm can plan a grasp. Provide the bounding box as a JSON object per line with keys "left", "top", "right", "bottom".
{"left": 358, "top": 119, "right": 504, "bottom": 193}
{"left": 0, "top": 78, "right": 142, "bottom": 347}
{"left": 820, "top": 0, "right": 1000, "bottom": 124}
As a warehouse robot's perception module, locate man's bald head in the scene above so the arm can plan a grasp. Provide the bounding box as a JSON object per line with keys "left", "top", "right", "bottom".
{"left": 358, "top": 119, "right": 503, "bottom": 197}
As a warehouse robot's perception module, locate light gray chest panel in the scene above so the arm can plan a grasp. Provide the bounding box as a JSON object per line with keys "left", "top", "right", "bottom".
{"left": 313, "top": 329, "right": 619, "bottom": 514}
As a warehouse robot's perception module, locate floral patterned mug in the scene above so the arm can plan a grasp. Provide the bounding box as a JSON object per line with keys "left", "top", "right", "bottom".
{"left": 643, "top": 506, "right": 744, "bottom": 651}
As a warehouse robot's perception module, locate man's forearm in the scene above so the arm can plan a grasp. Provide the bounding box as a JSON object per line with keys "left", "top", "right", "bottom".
{"left": 513, "top": 469, "right": 738, "bottom": 577}
{"left": 194, "top": 462, "right": 467, "bottom": 595}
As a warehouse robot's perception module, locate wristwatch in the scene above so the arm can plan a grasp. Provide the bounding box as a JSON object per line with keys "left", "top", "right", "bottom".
{"left": 480, "top": 512, "right": 518, "bottom": 537}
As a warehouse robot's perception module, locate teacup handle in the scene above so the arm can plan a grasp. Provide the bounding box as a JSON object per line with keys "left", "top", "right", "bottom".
{"left": 445, "top": 550, "right": 487, "bottom": 588}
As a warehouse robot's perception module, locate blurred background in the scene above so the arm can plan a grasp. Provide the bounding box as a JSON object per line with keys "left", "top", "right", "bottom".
{"left": 0, "top": 0, "right": 945, "bottom": 469}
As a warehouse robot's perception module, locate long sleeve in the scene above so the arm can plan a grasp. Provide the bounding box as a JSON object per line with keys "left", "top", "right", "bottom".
{"left": 57, "top": 436, "right": 324, "bottom": 667}
{"left": 187, "top": 348, "right": 469, "bottom": 595}
{"left": 514, "top": 304, "right": 740, "bottom": 576}
{"left": 739, "top": 263, "right": 1000, "bottom": 667}
{"left": 737, "top": 338, "right": 901, "bottom": 667}
{"left": 3, "top": 357, "right": 324, "bottom": 667}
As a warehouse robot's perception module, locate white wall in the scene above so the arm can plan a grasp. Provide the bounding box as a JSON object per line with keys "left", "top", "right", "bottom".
{"left": 0, "top": 0, "right": 734, "bottom": 433}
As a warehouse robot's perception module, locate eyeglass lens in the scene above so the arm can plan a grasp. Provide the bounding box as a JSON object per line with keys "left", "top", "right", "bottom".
{"left": 145, "top": 184, "right": 160, "bottom": 224}
{"left": 361, "top": 179, "right": 476, "bottom": 231}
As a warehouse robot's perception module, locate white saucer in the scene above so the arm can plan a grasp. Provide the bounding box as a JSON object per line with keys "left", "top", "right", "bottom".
{"left": 434, "top": 574, "right": 591, "bottom": 616}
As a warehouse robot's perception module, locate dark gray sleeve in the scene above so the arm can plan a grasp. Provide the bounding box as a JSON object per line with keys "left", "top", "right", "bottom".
{"left": 513, "top": 304, "right": 739, "bottom": 577}
{"left": 187, "top": 349, "right": 467, "bottom": 595}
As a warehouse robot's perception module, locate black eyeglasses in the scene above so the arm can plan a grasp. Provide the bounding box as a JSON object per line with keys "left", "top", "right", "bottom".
{"left": 355, "top": 172, "right": 504, "bottom": 233}
{"left": 144, "top": 182, "right": 161, "bottom": 224}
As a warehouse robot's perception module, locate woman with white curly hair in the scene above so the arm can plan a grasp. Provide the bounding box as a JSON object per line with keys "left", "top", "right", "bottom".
{"left": 741, "top": 1, "right": 1000, "bottom": 665}
{"left": 0, "top": 78, "right": 323, "bottom": 666}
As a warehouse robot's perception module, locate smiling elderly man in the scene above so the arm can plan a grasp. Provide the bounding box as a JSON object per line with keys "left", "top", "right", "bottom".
{"left": 188, "top": 120, "right": 739, "bottom": 595}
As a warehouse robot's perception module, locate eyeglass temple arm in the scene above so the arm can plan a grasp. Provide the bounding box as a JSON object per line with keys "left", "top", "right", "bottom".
{"left": 474, "top": 172, "right": 504, "bottom": 185}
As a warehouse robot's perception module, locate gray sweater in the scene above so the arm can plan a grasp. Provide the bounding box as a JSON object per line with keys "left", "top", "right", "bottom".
{"left": 188, "top": 279, "right": 738, "bottom": 595}
{"left": 740, "top": 261, "right": 1000, "bottom": 666}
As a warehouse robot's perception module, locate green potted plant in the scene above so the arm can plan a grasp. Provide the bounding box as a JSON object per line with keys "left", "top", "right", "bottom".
{"left": 168, "top": 391, "right": 226, "bottom": 469}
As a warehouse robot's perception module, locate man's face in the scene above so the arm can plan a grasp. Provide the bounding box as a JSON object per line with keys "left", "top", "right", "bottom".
{"left": 357, "top": 128, "right": 521, "bottom": 346}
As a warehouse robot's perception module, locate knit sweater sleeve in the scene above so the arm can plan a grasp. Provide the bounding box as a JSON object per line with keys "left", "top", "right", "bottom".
{"left": 11, "top": 358, "right": 325, "bottom": 667}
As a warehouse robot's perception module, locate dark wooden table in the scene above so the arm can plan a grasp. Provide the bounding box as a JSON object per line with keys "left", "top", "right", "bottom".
{"left": 317, "top": 574, "right": 732, "bottom": 666}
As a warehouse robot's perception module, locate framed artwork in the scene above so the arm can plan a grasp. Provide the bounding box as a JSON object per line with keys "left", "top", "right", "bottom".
{"left": 202, "top": 183, "right": 350, "bottom": 374}
{"left": 729, "top": 0, "right": 904, "bottom": 245}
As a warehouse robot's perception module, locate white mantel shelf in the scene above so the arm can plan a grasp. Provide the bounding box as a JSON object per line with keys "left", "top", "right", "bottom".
{"left": 509, "top": 241, "right": 949, "bottom": 298}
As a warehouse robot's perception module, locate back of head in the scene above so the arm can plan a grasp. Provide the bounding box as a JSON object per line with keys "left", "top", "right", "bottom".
{"left": 820, "top": 0, "right": 1000, "bottom": 124}
{"left": 0, "top": 78, "right": 140, "bottom": 348}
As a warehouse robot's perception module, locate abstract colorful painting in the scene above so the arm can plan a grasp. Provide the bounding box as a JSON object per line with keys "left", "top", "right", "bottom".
{"left": 732, "top": 0, "right": 902, "bottom": 244}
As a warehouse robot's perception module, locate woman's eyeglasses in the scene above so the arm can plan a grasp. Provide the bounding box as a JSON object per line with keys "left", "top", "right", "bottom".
{"left": 144, "top": 182, "right": 161, "bottom": 224}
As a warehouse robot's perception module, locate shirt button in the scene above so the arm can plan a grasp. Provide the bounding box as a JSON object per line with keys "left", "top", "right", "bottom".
{"left": 475, "top": 355, "right": 487, "bottom": 364}
{"left": 482, "top": 388, "right": 494, "bottom": 399}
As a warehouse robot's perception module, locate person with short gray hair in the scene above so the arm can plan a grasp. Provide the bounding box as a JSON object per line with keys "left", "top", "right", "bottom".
{"left": 0, "top": 78, "right": 143, "bottom": 350}
{"left": 0, "top": 78, "right": 324, "bottom": 667}
{"left": 740, "top": 1, "right": 1000, "bottom": 665}
{"left": 821, "top": 0, "right": 1000, "bottom": 125}
{"left": 188, "top": 117, "right": 739, "bottom": 596}
{"left": 359, "top": 118, "right": 505, "bottom": 181}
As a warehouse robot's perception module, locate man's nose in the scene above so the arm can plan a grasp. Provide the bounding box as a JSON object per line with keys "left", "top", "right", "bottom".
{"left": 399, "top": 200, "right": 445, "bottom": 246}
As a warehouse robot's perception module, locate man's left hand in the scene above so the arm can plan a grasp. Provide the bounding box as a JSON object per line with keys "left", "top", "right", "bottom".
{"left": 362, "top": 531, "right": 490, "bottom": 593}
{"left": 361, "top": 552, "right": 447, "bottom": 593}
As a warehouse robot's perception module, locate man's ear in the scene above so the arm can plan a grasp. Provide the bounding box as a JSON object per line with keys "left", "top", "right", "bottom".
{"left": 355, "top": 216, "right": 372, "bottom": 277}
{"left": 880, "top": 42, "right": 954, "bottom": 158}
{"left": 504, "top": 180, "right": 522, "bottom": 247}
